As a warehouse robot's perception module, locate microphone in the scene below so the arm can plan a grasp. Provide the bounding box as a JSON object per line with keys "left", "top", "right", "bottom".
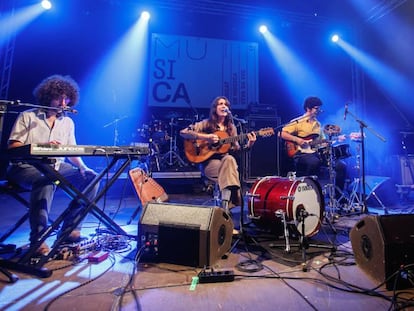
{"left": 233, "top": 116, "right": 248, "bottom": 124}
{"left": 223, "top": 108, "right": 231, "bottom": 114}
{"left": 61, "top": 107, "right": 78, "bottom": 114}
{"left": 344, "top": 103, "right": 348, "bottom": 120}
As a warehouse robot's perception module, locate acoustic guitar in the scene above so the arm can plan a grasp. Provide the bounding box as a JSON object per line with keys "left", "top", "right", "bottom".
{"left": 128, "top": 167, "right": 168, "bottom": 206}
{"left": 184, "top": 127, "right": 274, "bottom": 163}
{"left": 285, "top": 134, "right": 329, "bottom": 158}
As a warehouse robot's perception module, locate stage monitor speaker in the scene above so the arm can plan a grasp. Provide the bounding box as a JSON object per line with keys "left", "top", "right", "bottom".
{"left": 350, "top": 214, "right": 414, "bottom": 290}
{"left": 138, "top": 202, "right": 234, "bottom": 267}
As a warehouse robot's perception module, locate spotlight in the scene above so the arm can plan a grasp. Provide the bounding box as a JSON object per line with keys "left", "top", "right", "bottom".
{"left": 259, "top": 25, "right": 268, "bottom": 34}
{"left": 41, "top": 0, "right": 52, "bottom": 10}
{"left": 141, "top": 11, "right": 150, "bottom": 20}
{"left": 331, "top": 34, "right": 339, "bottom": 43}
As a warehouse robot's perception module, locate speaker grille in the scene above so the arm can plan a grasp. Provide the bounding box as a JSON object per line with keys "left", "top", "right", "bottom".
{"left": 138, "top": 202, "right": 233, "bottom": 267}
{"left": 350, "top": 215, "right": 414, "bottom": 290}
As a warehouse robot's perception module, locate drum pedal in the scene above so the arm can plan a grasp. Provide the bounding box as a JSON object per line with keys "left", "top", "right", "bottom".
{"left": 198, "top": 269, "right": 235, "bottom": 283}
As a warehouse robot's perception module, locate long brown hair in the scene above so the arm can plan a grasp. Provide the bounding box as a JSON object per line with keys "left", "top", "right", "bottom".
{"left": 207, "top": 96, "right": 235, "bottom": 135}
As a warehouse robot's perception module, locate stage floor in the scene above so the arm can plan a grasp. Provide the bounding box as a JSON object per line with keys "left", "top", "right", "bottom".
{"left": 1, "top": 178, "right": 414, "bottom": 311}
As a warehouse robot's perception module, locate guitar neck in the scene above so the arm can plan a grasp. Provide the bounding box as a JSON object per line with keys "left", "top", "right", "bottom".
{"left": 220, "top": 130, "right": 257, "bottom": 145}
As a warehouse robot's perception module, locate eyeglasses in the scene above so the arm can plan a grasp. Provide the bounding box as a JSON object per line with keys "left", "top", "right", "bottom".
{"left": 53, "top": 95, "right": 71, "bottom": 105}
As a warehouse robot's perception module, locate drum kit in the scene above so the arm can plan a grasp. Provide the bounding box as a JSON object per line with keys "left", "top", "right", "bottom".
{"left": 244, "top": 123, "right": 362, "bottom": 256}
{"left": 135, "top": 117, "right": 191, "bottom": 172}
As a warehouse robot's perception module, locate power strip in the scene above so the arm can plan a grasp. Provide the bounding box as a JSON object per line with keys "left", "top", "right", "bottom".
{"left": 198, "top": 270, "right": 235, "bottom": 283}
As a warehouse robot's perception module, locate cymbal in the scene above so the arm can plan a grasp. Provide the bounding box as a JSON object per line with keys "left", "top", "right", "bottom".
{"left": 324, "top": 124, "right": 341, "bottom": 136}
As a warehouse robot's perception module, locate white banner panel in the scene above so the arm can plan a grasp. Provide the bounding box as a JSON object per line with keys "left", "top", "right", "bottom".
{"left": 148, "top": 33, "right": 259, "bottom": 109}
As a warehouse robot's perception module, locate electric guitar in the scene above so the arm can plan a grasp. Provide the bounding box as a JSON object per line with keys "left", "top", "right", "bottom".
{"left": 285, "top": 134, "right": 329, "bottom": 158}
{"left": 184, "top": 127, "right": 275, "bottom": 163}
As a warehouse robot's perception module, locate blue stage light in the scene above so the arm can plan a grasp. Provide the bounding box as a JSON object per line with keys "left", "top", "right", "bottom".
{"left": 41, "top": 0, "right": 52, "bottom": 10}
{"left": 331, "top": 34, "right": 339, "bottom": 43}
{"left": 141, "top": 11, "right": 150, "bottom": 20}
{"left": 259, "top": 25, "right": 268, "bottom": 34}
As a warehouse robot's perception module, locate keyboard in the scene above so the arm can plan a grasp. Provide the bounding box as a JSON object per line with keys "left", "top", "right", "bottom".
{"left": 7, "top": 143, "right": 151, "bottom": 158}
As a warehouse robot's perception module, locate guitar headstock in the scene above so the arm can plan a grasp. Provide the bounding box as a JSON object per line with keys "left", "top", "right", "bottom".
{"left": 257, "top": 127, "right": 275, "bottom": 137}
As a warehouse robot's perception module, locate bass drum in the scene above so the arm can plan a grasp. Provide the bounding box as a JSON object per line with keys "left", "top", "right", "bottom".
{"left": 248, "top": 176, "right": 324, "bottom": 237}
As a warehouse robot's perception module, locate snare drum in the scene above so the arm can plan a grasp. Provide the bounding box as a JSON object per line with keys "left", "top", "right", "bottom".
{"left": 248, "top": 176, "right": 324, "bottom": 237}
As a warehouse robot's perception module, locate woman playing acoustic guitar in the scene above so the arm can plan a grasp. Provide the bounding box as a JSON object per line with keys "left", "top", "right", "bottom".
{"left": 180, "top": 96, "right": 257, "bottom": 212}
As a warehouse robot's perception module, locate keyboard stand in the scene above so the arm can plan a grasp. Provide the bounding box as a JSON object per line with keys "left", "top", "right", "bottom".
{"left": 0, "top": 154, "right": 141, "bottom": 278}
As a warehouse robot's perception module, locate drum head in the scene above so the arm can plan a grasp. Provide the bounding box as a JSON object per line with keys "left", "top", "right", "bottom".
{"left": 290, "top": 178, "right": 324, "bottom": 237}
{"left": 248, "top": 176, "right": 324, "bottom": 237}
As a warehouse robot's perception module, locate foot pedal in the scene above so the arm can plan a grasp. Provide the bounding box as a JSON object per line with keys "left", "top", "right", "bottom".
{"left": 198, "top": 270, "right": 235, "bottom": 283}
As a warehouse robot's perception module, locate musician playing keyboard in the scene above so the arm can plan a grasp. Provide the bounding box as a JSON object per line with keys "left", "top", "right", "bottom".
{"left": 280, "top": 96, "right": 347, "bottom": 196}
{"left": 6, "top": 75, "right": 99, "bottom": 256}
{"left": 180, "top": 96, "right": 256, "bottom": 214}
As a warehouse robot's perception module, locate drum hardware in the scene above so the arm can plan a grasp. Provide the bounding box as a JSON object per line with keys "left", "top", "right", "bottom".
{"left": 159, "top": 118, "right": 188, "bottom": 169}
{"left": 270, "top": 201, "right": 336, "bottom": 272}
{"left": 286, "top": 171, "right": 296, "bottom": 180}
{"left": 246, "top": 191, "right": 261, "bottom": 220}
{"left": 275, "top": 209, "right": 290, "bottom": 252}
{"left": 280, "top": 195, "right": 295, "bottom": 200}
{"left": 322, "top": 134, "right": 352, "bottom": 221}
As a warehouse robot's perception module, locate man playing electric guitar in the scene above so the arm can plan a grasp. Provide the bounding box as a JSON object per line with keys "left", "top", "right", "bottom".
{"left": 280, "top": 96, "right": 347, "bottom": 194}
{"left": 180, "top": 96, "right": 256, "bottom": 213}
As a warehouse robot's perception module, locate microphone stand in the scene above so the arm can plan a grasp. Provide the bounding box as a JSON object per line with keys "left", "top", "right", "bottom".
{"left": 274, "top": 114, "right": 313, "bottom": 176}
{"left": 226, "top": 113, "right": 261, "bottom": 252}
{"left": 103, "top": 115, "right": 128, "bottom": 146}
{"left": 345, "top": 108, "right": 386, "bottom": 214}
{"left": 186, "top": 100, "right": 200, "bottom": 123}
{"left": 0, "top": 99, "right": 78, "bottom": 114}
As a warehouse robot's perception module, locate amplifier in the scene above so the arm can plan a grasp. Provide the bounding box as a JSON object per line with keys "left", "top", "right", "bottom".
{"left": 244, "top": 116, "right": 281, "bottom": 182}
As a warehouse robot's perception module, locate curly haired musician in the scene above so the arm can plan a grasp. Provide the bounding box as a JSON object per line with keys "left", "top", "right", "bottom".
{"left": 280, "top": 96, "right": 347, "bottom": 194}
{"left": 180, "top": 96, "right": 256, "bottom": 212}
{"left": 6, "top": 74, "right": 99, "bottom": 255}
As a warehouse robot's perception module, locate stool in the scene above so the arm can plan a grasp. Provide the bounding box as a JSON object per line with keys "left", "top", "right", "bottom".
{"left": 202, "top": 176, "right": 221, "bottom": 207}
{"left": 0, "top": 180, "right": 30, "bottom": 243}
{"left": 0, "top": 180, "right": 29, "bottom": 283}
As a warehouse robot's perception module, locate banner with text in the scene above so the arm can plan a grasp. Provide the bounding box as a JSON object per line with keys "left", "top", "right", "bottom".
{"left": 148, "top": 33, "right": 259, "bottom": 109}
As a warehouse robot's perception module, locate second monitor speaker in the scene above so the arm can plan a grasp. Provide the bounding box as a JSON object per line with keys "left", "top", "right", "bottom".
{"left": 350, "top": 214, "right": 414, "bottom": 290}
{"left": 138, "top": 202, "right": 234, "bottom": 267}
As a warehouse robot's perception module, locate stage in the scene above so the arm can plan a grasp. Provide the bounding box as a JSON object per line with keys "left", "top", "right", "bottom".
{"left": 1, "top": 179, "right": 414, "bottom": 311}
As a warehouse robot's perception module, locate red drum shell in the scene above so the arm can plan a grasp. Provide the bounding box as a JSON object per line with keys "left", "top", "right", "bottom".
{"left": 248, "top": 176, "right": 324, "bottom": 237}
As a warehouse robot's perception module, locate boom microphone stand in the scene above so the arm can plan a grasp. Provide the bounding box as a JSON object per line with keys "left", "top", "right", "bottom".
{"left": 344, "top": 106, "right": 386, "bottom": 214}
{"left": 103, "top": 115, "right": 128, "bottom": 146}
